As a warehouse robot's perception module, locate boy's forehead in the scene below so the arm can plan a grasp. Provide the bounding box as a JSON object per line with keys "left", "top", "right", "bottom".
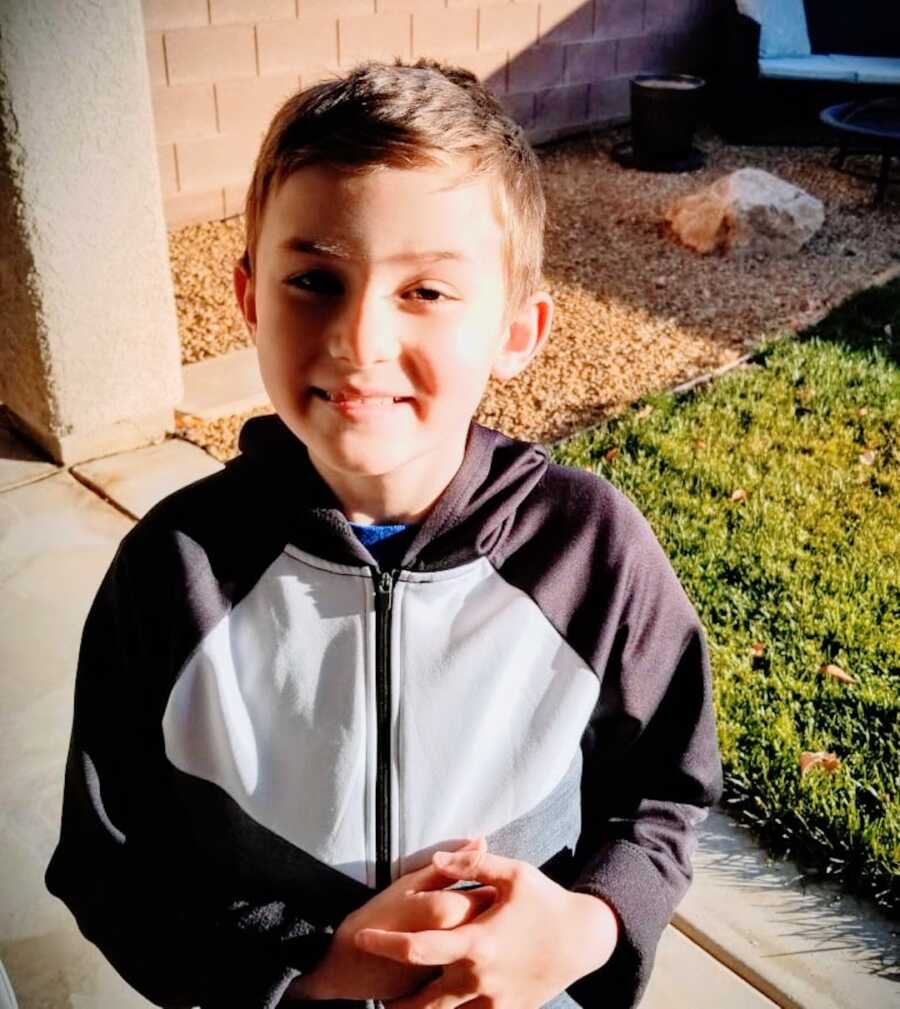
{"left": 259, "top": 161, "right": 505, "bottom": 263}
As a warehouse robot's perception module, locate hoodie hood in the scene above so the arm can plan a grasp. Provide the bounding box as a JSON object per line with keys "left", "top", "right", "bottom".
{"left": 231, "top": 413, "right": 550, "bottom": 571}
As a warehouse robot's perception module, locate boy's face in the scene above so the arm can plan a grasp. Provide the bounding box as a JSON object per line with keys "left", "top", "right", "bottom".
{"left": 234, "top": 159, "right": 551, "bottom": 514}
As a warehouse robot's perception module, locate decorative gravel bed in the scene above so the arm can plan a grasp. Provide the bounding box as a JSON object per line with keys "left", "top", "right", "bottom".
{"left": 169, "top": 123, "right": 900, "bottom": 462}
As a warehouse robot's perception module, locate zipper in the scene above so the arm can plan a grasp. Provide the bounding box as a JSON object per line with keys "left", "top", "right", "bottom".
{"left": 373, "top": 568, "right": 396, "bottom": 891}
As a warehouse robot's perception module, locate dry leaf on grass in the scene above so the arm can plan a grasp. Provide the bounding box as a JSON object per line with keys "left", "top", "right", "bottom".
{"left": 750, "top": 641, "right": 766, "bottom": 658}
{"left": 820, "top": 663, "right": 857, "bottom": 685}
{"left": 857, "top": 407, "right": 868, "bottom": 417}
{"left": 731, "top": 487, "right": 748, "bottom": 502}
{"left": 635, "top": 405, "right": 654, "bottom": 419}
{"left": 859, "top": 450, "right": 877, "bottom": 466}
{"left": 800, "top": 751, "right": 842, "bottom": 776}
{"left": 604, "top": 447, "right": 620, "bottom": 462}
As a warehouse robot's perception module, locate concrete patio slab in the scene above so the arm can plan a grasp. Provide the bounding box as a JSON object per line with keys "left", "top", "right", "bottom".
{"left": 73, "top": 435, "right": 223, "bottom": 520}
{"left": 177, "top": 345, "right": 268, "bottom": 420}
{"left": 0, "top": 471, "right": 147, "bottom": 1008}
{"left": 674, "top": 809, "right": 900, "bottom": 1009}
{"left": 0, "top": 410, "right": 60, "bottom": 493}
{"left": 643, "top": 925, "right": 777, "bottom": 1008}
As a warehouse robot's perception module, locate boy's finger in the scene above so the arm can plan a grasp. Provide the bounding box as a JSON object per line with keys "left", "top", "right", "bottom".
{"left": 356, "top": 924, "right": 473, "bottom": 966}
{"left": 405, "top": 838, "right": 487, "bottom": 892}
{"left": 430, "top": 849, "right": 521, "bottom": 896}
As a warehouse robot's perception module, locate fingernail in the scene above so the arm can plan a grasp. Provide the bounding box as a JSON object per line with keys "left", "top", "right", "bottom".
{"left": 433, "top": 851, "right": 451, "bottom": 867}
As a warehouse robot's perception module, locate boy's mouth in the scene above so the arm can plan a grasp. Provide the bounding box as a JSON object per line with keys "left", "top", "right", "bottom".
{"left": 312, "top": 387, "right": 412, "bottom": 405}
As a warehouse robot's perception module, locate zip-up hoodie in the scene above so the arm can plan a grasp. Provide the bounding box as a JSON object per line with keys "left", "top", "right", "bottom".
{"left": 46, "top": 413, "right": 722, "bottom": 1009}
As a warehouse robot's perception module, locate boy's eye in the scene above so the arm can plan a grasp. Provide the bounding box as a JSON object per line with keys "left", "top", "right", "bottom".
{"left": 407, "top": 287, "right": 448, "bottom": 303}
{"left": 287, "top": 270, "right": 342, "bottom": 295}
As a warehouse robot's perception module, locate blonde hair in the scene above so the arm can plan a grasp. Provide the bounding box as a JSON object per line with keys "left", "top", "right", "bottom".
{"left": 238, "top": 57, "right": 545, "bottom": 322}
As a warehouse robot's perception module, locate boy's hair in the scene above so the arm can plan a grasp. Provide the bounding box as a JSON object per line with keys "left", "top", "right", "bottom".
{"left": 238, "top": 57, "right": 545, "bottom": 322}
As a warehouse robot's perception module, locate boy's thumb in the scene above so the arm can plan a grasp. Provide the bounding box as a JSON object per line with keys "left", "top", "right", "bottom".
{"left": 459, "top": 836, "right": 487, "bottom": 851}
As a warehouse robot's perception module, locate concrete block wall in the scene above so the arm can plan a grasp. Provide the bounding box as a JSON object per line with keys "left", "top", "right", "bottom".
{"left": 145, "top": 0, "right": 719, "bottom": 231}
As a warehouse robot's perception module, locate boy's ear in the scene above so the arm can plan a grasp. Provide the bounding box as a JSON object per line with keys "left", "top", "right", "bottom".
{"left": 233, "top": 261, "right": 257, "bottom": 344}
{"left": 490, "top": 290, "right": 554, "bottom": 382}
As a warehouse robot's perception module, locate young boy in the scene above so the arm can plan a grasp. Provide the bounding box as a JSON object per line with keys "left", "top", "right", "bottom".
{"left": 46, "top": 58, "right": 722, "bottom": 1009}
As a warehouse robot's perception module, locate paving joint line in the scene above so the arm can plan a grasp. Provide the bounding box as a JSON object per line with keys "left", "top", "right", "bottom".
{"left": 67, "top": 466, "right": 139, "bottom": 524}
{"left": 671, "top": 914, "right": 801, "bottom": 1009}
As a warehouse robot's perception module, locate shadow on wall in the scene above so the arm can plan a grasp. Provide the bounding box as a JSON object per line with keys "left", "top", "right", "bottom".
{"left": 497, "top": 0, "right": 718, "bottom": 143}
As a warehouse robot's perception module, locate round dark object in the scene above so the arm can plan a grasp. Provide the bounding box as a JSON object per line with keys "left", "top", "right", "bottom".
{"left": 610, "top": 140, "right": 705, "bottom": 173}
{"left": 630, "top": 74, "right": 705, "bottom": 165}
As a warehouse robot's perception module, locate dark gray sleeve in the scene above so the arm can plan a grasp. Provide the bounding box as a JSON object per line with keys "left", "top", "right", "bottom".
{"left": 44, "top": 541, "right": 335, "bottom": 1009}
{"left": 491, "top": 465, "right": 722, "bottom": 1009}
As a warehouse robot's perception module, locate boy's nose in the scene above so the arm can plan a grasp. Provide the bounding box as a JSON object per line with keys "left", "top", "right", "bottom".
{"left": 326, "top": 290, "right": 400, "bottom": 367}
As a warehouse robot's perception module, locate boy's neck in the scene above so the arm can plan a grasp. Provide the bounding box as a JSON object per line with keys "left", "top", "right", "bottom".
{"left": 307, "top": 438, "right": 467, "bottom": 527}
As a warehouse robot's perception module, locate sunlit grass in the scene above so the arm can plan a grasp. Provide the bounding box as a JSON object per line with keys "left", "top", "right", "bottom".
{"left": 552, "top": 278, "right": 900, "bottom": 915}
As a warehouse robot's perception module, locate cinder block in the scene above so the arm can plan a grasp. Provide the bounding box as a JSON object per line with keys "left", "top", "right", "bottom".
{"left": 257, "top": 16, "right": 339, "bottom": 73}
{"left": 152, "top": 83, "right": 217, "bottom": 142}
{"left": 300, "top": 63, "right": 345, "bottom": 87}
{"left": 299, "top": 0, "right": 374, "bottom": 13}
{"left": 216, "top": 74, "right": 300, "bottom": 135}
{"left": 562, "top": 38, "right": 614, "bottom": 83}
{"left": 165, "top": 24, "right": 257, "bottom": 85}
{"left": 156, "top": 143, "right": 178, "bottom": 197}
{"left": 339, "top": 11, "right": 411, "bottom": 65}
{"left": 615, "top": 33, "right": 672, "bottom": 75}
{"left": 142, "top": 0, "right": 208, "bottom": 32}
{"left": 588, "top": 73, "right": 629, "bottom": 120}
{"left": 479, "top": 3, "right": 538, "bottom": 50}
{"left": 413, "top": 8, "right": 478, "bottom": 57}
{"left": 499, "top": 91, "right": 536, "bottom": 128}
{"left": 176, "top": 132, "right": 264, "bottom": 192}
{"left": 164, "top": 188, "right": 226, "bottom": 230}
{"left": 224, "top": 179, "right": 252, "bottom": 219}
{"left": 538, "top": 0, "right": 594, "bottom": 45}
{"left": 146, "top": 30, "right": 167, "bottom": 86}
{"left": 210, "top": 0, "right": 295, "bottom": 24}
{"left": 593, "top": 0, "right": 642, "bottom": 39}
{"left": 644, "top": 0, "right": 701, "bottom": 34}
{"left": 508, "top": 44, "right": 565, "bottom": 91}
{"left": 534, "top": 81, "right": 589, "bottom": 126}
{"left": 380, "top": 0, "right": 445, "bottom": 10}
{"left": 439, "top": 48, "right": 508, "bottom": 92}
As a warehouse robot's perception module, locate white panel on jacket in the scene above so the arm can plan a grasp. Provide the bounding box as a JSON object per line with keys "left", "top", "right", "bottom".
{"left": 392, "top": 559, "right": 599, "bottom": 875}
{"left": 162, "top": 551, "right": 374, "bottom": 884}
{"left": 162, "top": 550, "right": 599, "bottom": 887}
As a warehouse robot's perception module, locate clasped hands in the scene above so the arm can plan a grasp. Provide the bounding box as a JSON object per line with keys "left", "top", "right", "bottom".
{"left": 284, "top": 837, "right": 618, "bottom": 1009}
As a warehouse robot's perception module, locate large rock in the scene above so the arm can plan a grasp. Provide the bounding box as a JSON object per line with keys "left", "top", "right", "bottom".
{"left": 664, "top": 167, "right": 824, "bottom": 256}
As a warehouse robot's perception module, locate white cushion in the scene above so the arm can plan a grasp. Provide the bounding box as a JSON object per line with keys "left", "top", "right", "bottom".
{"left": 759, "top": 55, "right": 857, "bottom": 82}
{"left": 849, "top": 56, "right": 900, "bottom": 85}
{"left": 737, "top": 0, "right": 812, "bottom": 58}
{"left": 760, "top": 54, "right": 900, "bottom": 85}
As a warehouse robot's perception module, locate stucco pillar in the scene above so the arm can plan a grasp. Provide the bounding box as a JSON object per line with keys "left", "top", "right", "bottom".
{"left": 0, "top": 0, "right": 182, "bottom": 465}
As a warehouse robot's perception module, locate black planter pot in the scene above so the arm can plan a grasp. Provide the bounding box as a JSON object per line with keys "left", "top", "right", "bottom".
{"left": 613, "top": 74, "right": 707, "bottom": 172}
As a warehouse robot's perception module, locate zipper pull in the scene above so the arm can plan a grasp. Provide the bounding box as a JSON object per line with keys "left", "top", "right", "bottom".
{"left": 373, "top": 569, "right": 393, "bottom": 605}
{"left": 376, "top": 569, "right": 394, "bottom": 605}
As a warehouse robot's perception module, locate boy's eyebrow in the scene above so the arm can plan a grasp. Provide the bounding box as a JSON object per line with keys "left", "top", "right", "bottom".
{"left": 277, "top": 237, "right": 470, "bottom": 264}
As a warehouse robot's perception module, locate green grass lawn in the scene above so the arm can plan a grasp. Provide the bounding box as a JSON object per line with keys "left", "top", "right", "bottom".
{"left": 552, "top": 277, "right": 900, "bottom": 916}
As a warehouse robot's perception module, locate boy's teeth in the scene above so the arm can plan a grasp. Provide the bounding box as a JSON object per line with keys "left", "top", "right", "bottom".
{"left": 325, "top": 392, "right": 402, "bottom": 404}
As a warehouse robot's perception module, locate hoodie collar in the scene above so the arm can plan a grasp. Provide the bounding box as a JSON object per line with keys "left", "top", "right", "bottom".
{"left": 232, "top": 413, "right": 549, "bottom": 571}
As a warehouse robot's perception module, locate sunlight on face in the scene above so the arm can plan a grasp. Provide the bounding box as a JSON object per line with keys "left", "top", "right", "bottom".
{"left": 247, "top": 160, "right": 514, "bottom": 516}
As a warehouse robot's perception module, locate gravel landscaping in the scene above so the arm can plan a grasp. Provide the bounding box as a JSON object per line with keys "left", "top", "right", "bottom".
{"left": 170, "top": 122, "right": 900, "bottom": 462}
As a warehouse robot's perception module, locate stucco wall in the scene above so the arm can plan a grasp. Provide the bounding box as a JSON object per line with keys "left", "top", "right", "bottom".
{"left": 145, "top": 0, "right": 719, "bottom": 231}
{"left": 0, "top": 0, "right": 183, "bottom": 462}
